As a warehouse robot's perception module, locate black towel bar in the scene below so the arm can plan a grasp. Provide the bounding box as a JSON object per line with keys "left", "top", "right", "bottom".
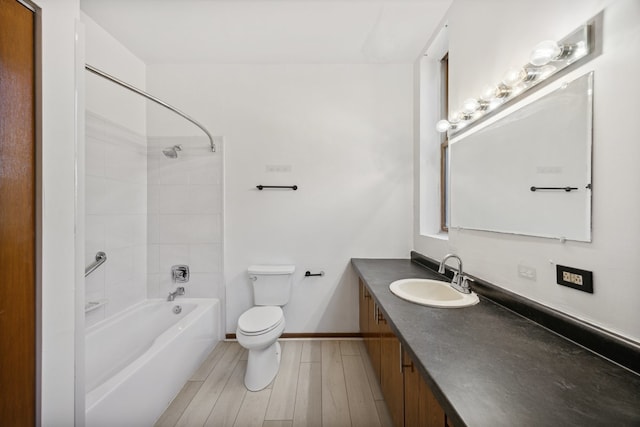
{"left": 530, "top": 186, "right": 578, "bottom": 192}
{"left": 257, "top": 185, "right": 298, "bottom": 190}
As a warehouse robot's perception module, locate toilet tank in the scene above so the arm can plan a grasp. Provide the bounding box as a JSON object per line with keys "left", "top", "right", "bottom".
{"left": 248, "top": 265, "right": 295, "bottom": 306}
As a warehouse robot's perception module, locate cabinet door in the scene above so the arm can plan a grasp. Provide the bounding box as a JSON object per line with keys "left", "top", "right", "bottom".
{"left": 403, "top": 350, "right": 421, "bottom": 427}
{"left": 403, "top": 350, "right": 446, "bottom": 427}
{"left": 359, "top": 280, "right": 368, "bottom": 335}
{"left": 420, "top": 377, "right": 445, "bottom": 427}
{"left": 359, "top": 280, "right": 381, "bottom": 381}
{"left": 380, "top": 314, "right": 404, "bottom": 427}
{"left": 367, "top": 296, "right": 381, "bottom": 381}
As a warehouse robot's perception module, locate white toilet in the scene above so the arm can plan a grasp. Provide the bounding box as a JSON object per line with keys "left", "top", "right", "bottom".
{"left": 236, "top": 264, "right": 295, "bottom": 391}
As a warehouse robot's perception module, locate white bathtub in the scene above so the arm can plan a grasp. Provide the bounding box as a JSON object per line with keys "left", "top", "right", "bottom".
{"left": 85, "top": 298, "right": 220, "bottom": 427}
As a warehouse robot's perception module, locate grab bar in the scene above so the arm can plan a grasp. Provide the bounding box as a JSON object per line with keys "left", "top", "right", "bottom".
{"left": 85, "top": 251, "right": 107, "bottom": 277}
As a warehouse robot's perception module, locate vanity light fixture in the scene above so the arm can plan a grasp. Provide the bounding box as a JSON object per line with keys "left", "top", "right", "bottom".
{"left": 436, "top": 21, "right": 593, "bottom": 135}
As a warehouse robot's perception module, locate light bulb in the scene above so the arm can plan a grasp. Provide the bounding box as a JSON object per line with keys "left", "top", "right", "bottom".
{"left": 449, "top": 111, "right": 462, "bottom": 123}
{"left": 462, "top": 98, "right": 480, "bottom": 114}
{"left": 502, "top": 67, "right": 525, "bottom": 87}
{"left": 530, "top": 40, "right": 561, "bottom": 66}
{"left": 480, "top": 85, "right": 496, "bottom": 102}
{"left": 494, "top": 83, "right": 511, "bottom": 98}
{"left": 436, "top": 120, "right": 451, "bottom": 133}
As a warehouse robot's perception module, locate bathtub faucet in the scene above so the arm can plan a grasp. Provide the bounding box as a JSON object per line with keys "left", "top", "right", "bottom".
{"left": 167, "top": 286, "right": 185, "bottom": 301}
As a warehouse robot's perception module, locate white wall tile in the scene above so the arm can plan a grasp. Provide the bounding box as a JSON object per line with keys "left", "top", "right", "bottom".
{"left": 105, "top": 142, "right": 147, "bottom": 184}
{"left": 148, "top": 214, "right": 159, "bottom": 244}
{"left": 158, "top": 214, "right": 221, "bottom": 244}
{"left": 86, "top": 136, "right": 106, "bottom": 178}
{"left": 148, "top": 184, "right": 159, "bottom": 214}
{"left": 147, "top": 273, "right": 161, "bottom": 298}
{"left": 158, "top": 185, "right": 220, "bottom": 214}
{"left": 189, "top": 244, "right": 222, "bottom": 273}
{"left": 147, "top": 244, "right": 159, "bottom": 274}
{"left": 85, "top": 176, "right": 108, "bottom": 215}
{"left": 104, "top": 215, "right": 146, "bottom": 249}
{"left": 104, "top": 246, "right": 134, "bottom": 287}
{"left": 158, "top": 244, "right": 189, "bottom": 271}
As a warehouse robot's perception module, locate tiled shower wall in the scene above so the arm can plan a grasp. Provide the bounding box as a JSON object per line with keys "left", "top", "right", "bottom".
{"left": 85, "top": 114, "right": 224, "bottom": 327}
{"left": 147, "top": 137, "right": 224, "bottom": 300}
{"left": 85, "top": 112, "right": 148, "bottom": 327}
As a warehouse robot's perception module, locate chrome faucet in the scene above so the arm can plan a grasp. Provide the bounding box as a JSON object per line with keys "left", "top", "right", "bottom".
{"left": 167, "top": 286, "right": 185, "bottom": 301}
{"left": 438, "top": 254, "right": 472, "bottom": 294}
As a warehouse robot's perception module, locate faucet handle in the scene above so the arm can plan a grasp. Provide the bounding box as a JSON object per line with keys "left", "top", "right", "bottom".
{"left": 176, "top": 286, "right": 185, "bottom": 295}
{"left": 461, "top": 276, "right": 474, "bottom": 292}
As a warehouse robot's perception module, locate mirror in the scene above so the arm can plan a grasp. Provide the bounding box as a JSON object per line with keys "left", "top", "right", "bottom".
{"left": 450, "top": 72, "right": 593, "bottom": 241}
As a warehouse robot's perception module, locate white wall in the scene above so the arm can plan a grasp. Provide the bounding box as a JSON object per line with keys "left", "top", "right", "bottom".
{"left": 83, "top": 13, "right": 146, "bottom": 135}
{"left": 146, "top": 64, "right": 414, "bottom": 334}
{"left": 415, "top": 0, "right": 640, "bottom": 343}
{"left": 83, "top": 13, "right": 148, "bottom": 326}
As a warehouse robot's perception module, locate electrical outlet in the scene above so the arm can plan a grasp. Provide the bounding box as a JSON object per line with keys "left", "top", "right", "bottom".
{"left": 557, "top": 265, "right": 593, "bottom": 293}
{"left": 518, "top": 265, "right": 537, "bottom": 281}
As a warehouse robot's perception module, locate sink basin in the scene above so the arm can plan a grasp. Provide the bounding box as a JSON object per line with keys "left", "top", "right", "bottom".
{"left": 389, "top": 278, "right": 479, "bottom": 308}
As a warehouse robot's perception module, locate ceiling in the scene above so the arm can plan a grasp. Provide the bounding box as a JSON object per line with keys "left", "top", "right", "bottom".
{"left": 80, "top": 0, "right": 451, "bottom": 64}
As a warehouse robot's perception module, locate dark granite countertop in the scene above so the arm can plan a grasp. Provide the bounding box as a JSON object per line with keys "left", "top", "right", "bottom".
{"left": 351, "top": 258, "right": 640, "bottom": 427}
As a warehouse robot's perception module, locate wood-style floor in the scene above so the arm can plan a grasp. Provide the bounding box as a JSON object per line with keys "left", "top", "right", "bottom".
{"left": 155, "top": 339, "right": 392, "bottom": 427}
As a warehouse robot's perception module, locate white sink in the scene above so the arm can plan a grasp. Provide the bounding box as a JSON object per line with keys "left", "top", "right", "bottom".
{"left": 389, "top": 278, "right": 479, "bottom": 308}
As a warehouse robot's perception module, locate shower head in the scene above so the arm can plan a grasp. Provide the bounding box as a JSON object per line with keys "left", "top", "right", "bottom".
{"left": 162, "top": 145, "right": 182, "bottom": 159}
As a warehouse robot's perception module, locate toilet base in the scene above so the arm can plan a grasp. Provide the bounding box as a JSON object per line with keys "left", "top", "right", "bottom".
{"left": 245, "top": 341, "right": 281, "bottom": 391}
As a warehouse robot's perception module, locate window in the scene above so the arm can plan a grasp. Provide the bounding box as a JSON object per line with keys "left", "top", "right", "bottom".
{"left": 440, "top": 53, "right": 449, "bottom": 232}
{"left": 418, "top": 23, "right": 448, "bottom": 239}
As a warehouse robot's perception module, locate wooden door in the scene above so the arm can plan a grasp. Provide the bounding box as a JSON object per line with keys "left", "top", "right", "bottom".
{"left": 0, "top": 0, "right": 36, "bottom": 424}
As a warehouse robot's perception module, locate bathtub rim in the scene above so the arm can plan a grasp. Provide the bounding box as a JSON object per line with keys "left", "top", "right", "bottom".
{"left": 85, "top": 297, "right": 220, "bottom": 411}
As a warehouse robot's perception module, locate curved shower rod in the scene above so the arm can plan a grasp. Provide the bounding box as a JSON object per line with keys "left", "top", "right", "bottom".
{"left": 85, "top": 64, "right": 216, "bottom": 152}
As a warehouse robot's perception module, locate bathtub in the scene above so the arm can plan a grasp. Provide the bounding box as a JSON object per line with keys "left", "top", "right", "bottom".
{"left": 85, "top": 298, "right": 220, "bottom": 427}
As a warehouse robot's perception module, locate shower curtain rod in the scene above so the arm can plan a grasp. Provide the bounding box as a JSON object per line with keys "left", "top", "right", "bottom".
{"left": 85, "top": 64, "right": 216, "bottom": 152}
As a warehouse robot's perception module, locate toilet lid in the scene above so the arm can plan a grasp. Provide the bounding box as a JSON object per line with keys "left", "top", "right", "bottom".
{"left": 238, "top": 306, "right": 283, "bottom": 334}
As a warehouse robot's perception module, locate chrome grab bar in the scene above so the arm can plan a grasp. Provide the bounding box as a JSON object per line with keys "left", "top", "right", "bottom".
{"left": 85, "top": 251, "right": 107, "bottom": 277}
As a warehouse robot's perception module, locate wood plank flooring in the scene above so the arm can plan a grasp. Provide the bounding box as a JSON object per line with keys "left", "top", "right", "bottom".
{"left": 155, "top": 340, "right": 392, "bottom": 427}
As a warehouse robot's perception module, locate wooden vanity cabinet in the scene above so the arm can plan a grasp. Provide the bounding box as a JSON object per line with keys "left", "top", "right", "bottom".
{"left": 358, "top": 279, "right": 450, "bottom": 427}
{"left": 380, "top": 312, "right": 404, "bottom": 427}
{"left": 359, "top": 280, "right": 381, "bottom": 380}
{"left": 403, "top": 350, "right": 446, "bottom": 427}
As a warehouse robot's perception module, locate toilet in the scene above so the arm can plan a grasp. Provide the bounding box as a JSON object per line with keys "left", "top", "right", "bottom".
{"left": 236, "top": 264, "right": 295, "bottom": 391}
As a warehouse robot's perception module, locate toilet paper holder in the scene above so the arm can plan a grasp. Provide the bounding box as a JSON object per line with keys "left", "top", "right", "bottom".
{"left": 305, "top": 270, "right": 324, "bottom": 277}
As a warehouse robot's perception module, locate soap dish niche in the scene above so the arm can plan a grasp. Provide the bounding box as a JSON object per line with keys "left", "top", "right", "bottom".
{"left": 85, "top": 299, "right": 108, "bottom": 313}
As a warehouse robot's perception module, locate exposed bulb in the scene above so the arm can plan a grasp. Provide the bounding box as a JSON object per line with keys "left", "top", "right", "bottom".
{"left": 436, "top": 120, "right": 451, "bottom": 133}
{"left": 480, "top": 85, "right": 496, "bottom": 102}
{"left": 448, "top": 111, "right": 462, "bottom": 123}
{"left": 502, "top": 67, "right": 524, "bottom": 87}
{"left": 462, "top": 98, "right": 480, "bottom": 114}
{"left": 530, "top": 40, "right": 561, "bottom": 66}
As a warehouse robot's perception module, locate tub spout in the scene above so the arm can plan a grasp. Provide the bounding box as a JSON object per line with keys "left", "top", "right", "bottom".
{"left": 167, "top": 286, "right": 185, "bottom": 301}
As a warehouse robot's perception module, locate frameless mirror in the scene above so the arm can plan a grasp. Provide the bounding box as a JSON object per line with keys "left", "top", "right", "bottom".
{"left": 450, "top": 72, "right": 593, "bottom": 241}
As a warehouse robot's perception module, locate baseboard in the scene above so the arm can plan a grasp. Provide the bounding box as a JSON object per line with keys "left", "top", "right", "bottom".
{"left": 225, "top": 332, "right": 363, "bottom": 340}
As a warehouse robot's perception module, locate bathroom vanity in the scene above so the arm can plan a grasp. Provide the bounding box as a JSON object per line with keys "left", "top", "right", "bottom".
{"left": 352, "top": 256, "right": 640, "bottom": 427}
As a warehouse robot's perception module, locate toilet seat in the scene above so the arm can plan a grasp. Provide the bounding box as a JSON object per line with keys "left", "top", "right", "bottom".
{"left": 238, "top": 306, "right": 284, "bottom": 336}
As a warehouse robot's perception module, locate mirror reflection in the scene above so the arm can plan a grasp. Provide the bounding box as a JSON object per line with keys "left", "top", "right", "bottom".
{"left": 450, "top": 72, "right": 593, "bottom": 241}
